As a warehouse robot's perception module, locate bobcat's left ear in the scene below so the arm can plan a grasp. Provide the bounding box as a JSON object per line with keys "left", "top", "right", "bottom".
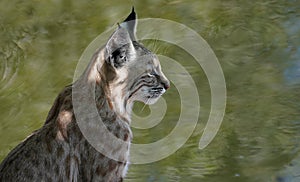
{"left": 105, "top": 7, "right": 137, "bottom": 69}
{"left": 121, "top": 7, "right": 137, "bottom": 41}
{"left": 105, "top": 27, "right": 134, "bottom": 68}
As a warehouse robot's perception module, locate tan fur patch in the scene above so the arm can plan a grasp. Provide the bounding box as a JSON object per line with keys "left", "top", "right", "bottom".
{"left": 56, "top": 110, "right": 73, "bottom": 140}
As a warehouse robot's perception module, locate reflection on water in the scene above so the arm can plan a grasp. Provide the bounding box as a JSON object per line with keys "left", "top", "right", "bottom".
{"left": 0, "top": 0, "right": 300, "bottom": 181}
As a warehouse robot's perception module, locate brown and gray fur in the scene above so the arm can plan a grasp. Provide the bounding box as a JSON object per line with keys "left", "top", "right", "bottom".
{"left": 0, "top": 8, "right": 169, "bottom": 182}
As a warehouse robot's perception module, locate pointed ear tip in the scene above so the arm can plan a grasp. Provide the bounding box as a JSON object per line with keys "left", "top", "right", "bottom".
{"left": 132, "top": 6, "right": 135, "bottom": 12}
{"left": 123, "top": 7, "right": 136, "bottom": 22}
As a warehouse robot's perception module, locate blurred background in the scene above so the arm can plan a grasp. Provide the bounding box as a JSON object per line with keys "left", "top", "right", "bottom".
{"left": 0, "top": 0, "right": 300, "bottom": 181}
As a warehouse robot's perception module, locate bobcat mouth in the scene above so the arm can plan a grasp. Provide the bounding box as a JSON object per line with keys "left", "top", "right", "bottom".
{"left": 128, "top": 84, "right": 152, "bottom": 99}
{"left": 128, "top": 86, "right": 165, "bottom": 100}
{"left": 148, "top": 87, "right": 165, "bottom": 98}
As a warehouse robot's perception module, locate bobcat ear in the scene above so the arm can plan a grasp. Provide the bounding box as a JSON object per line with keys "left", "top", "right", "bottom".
{"left": 105, "top": 27, "right": 134, "bottom": 68}
{"left": 120, "top": 6, "right": 137, "bottom": 41}
{"left": 105, "top": 7, "right": 137, "bottom": 68}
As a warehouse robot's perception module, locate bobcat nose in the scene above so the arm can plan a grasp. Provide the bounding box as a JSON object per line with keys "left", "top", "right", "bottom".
{"left": 162, "top": 80, "right": 170, "bottom": 90}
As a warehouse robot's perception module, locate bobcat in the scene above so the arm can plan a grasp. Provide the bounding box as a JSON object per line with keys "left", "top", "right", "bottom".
{"left": 0, "top": 8, "right": 169, "bottom": 182}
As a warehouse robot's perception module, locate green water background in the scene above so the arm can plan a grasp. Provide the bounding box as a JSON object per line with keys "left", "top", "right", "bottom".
{"left": 0, "top": 0, "right": 300, "bottom": 181}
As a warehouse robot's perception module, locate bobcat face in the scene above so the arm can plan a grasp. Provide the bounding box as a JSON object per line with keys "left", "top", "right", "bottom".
{"left": 104, "top": 8, "right": 169, "bottom": 112}
{"left": 127, "top": 42, "right": 169, "bottom": 105}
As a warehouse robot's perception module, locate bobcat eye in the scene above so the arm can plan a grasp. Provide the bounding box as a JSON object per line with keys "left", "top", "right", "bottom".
{"left": 147, "top": 73, "right": 154, "bottom": 77}
{"left": 147, "top": 70, "right": 156, "bottom": 77}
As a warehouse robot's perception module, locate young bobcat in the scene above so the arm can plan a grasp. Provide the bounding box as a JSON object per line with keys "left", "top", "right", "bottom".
{"left": 0, "top": 8, "right": 169, "bottom": 181}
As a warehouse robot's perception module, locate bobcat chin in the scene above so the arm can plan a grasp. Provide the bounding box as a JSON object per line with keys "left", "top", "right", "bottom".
{"left": 0, "top": 7, "right": 169, "bottom": 182}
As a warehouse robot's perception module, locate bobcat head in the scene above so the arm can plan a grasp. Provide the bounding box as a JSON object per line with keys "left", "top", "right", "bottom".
{"left": 98, "top": 8, "right": 170, "bottom": 115}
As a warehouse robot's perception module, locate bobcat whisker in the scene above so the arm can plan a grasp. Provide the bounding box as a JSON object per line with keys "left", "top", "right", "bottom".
{"left": 140, "top": 97, "right": 151, "bottom": 113}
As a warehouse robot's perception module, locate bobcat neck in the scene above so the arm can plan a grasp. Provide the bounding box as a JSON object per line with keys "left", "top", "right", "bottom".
{"left": 80, "top": 48, "right": 133, "bottom": 122}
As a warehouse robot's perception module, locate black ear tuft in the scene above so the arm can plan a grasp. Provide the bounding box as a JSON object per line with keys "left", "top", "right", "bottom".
{"left": 120, "top": 7, "right": 137, "bottom": 41}
{"left": 124, "top": 6, "right": 136, "bottom": 22}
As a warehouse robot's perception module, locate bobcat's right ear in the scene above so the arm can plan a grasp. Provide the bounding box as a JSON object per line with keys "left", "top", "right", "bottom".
{"left": 105, "top": 27, "right": 134, "bottom": 68}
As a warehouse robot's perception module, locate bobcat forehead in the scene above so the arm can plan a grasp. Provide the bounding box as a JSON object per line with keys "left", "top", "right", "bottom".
{"left": 132, "top": 41, "right": 152, "bottom": 55}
